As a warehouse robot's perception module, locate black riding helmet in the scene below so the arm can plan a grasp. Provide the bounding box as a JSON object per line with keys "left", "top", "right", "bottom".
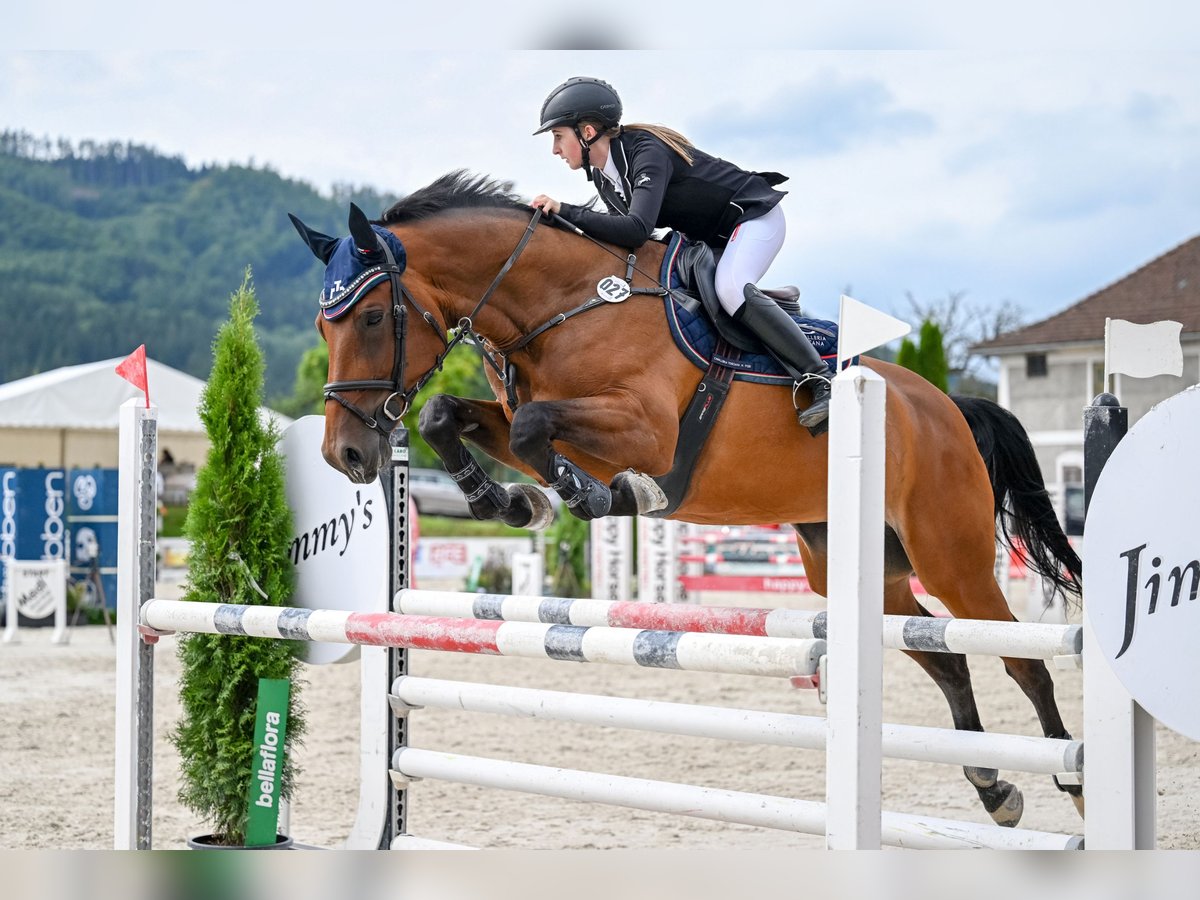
{"left": 533, "top": 77, "right": 622, "bottom": 134}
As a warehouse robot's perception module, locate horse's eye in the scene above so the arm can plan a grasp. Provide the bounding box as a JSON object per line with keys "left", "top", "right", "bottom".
{"left": 365, "top": 310, "right": 384, "bottom": 326}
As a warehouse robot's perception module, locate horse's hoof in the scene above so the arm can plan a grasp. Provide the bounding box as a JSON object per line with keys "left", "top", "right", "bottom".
{"left": 984, "top": 781, "right": 1024, "bottom": 828}
{"left": 507, "top": 483, "right": 556, "bottom": 530}
{"left": 612, "top": 470, "right": 667, "bottom": 515}
{"left": 1070, "top": 792, "right": 1085, "bottom": 818}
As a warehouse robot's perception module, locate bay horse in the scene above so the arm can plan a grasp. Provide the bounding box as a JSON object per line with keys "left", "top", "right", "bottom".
{"left": 290, "top": 171, "right": 1083, "bottom": 828}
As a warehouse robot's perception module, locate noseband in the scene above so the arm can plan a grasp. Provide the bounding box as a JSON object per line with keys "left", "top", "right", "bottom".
{"left": 323, "top": 209, "right": 543, "bottom": 435}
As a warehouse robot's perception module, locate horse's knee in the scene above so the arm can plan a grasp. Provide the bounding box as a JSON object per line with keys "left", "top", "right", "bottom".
{"left": 417, "top": 394, "right": 459, "bottom": 443}
{"left": 509, "top": 404, "right": 555, "bottom": 463}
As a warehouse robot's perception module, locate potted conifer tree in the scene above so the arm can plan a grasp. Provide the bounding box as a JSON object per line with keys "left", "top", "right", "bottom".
{"left": 173, "top": 273, "right": 304, "bottom": 848}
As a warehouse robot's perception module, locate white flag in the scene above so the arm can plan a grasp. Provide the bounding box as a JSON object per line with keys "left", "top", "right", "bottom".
{"left": 1105, "top": 318, "right": 1183, "bottom": 380}
{"left": 837, "top": 295, "right": 912, "bottom": 370}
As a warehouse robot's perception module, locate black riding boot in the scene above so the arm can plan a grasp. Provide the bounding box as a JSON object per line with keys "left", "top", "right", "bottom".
{"left": 736, "top": 284, "right": 832, "bottom": 436}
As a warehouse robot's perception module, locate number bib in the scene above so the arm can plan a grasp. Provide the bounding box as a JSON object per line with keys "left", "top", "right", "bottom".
{"left": 596, "top": 276, "right": 631, "bottom": 303}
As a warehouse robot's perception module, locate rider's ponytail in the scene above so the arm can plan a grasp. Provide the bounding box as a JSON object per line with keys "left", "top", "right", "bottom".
{"left": 581, "top": 119, "right": 697, "bottom": 166}
{"left": 622, "top": 123, "right": 696, "bottom": 165}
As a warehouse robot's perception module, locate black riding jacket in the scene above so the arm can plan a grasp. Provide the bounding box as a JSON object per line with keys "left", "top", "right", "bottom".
{"left": 557, "top": 128, "right": 787, "bottom": 250}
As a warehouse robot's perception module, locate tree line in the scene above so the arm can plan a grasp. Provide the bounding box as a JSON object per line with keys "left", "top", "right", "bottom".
{"left": 0, "top": 130, "right": 397, "bottom": 399}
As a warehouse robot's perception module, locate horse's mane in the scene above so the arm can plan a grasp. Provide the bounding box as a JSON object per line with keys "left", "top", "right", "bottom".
{"left": 377, "top": 170, "right": 531, "bottom": 225}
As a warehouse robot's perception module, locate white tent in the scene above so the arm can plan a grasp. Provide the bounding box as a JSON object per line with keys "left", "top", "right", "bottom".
{"left": 0, "top": 358, "right": 292, "bottom": 469}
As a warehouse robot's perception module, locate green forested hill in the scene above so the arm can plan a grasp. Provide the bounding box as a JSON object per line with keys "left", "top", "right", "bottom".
{"left": 0, "top": 131, "right": 399, "bottom": 400}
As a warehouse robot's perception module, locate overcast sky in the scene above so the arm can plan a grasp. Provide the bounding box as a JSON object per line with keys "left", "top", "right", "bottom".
{"left": 4, "top": 21, "right": 1198, "bottom": 332}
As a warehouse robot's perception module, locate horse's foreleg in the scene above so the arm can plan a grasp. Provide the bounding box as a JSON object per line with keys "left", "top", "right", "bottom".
{"left": 417, "top": 394, "right": 555, "bottom": 529}
{"left": 508, "top": 397, "right": 677, "bottom": 520}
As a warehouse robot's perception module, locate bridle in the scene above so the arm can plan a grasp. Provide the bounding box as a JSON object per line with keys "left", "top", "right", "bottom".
{"left": 322, "top": 208, "right": 543, "bottom": 435}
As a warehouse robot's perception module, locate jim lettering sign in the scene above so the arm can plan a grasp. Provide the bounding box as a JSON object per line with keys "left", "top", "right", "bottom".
{"left": 1084, "top": 385, "right": 1200, "bottom": 741}
{"left": 279, "top": 416, "right": 388, "bottom": 665}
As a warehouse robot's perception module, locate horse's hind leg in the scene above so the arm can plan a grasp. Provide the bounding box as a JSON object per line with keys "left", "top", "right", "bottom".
{"left": 889, "top": 587, "right": 1026, "bottom": 828}
{"left": 908, "top": 519, "right": 1084, "bottom": 818}
{"left": 794, "top": 523, "right": 1024, "bottom": 828}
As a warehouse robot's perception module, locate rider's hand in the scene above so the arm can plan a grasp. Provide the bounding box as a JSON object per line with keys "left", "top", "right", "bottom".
{"left": 531, "top": 194, "right": 561, "bottom": 215}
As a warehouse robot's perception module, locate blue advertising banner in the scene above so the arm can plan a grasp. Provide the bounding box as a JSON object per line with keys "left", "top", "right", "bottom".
{"left": 0, "top": 467, "right": 16, "bottom": 602}
{"left": 1, "top": 468, "right": 67, "bottom": 626}
{"left": 68, "top": 468, "right": 120, "bottom": 610}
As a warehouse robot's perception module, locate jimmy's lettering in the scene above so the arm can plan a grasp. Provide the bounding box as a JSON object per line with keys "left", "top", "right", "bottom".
{"left": 1117, "top": 543, "right": 1200, "bottom": 658}
{"left": 360, "top": 490, "right": 374, "bottom": 530}
{"left": 290, "top": 489, "right": 377, "bottom": 564}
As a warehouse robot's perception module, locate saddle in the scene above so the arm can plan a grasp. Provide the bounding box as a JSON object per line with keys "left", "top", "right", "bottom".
{"left": 668, "top": 236, "right": 801, "bottom": 354}
{"left": 648, "top": 234, "right": 851, "bottom": 516}
{"left": 659, "top": 233, "right": 843, "bottom": 384}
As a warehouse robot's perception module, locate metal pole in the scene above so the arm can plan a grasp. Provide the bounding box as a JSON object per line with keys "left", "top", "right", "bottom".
{"left": 384, "top": 425, "right": 410, "bottom": 848}
{"left": 114, "top": 399, "right": 157, "bottom": 849}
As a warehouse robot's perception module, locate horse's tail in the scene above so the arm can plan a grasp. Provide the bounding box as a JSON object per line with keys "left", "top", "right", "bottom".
{"left": 952, "top": 395, "right": 1082, "bottom": 596}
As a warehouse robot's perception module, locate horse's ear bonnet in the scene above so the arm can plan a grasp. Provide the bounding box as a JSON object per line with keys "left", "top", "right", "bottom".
{"left": 289, "top": 213, "right": 340, "bottom": 264}
{"left": 348, "top": 203, "right": 385, "bottom": 263}
{"left": 291, "top": 206, "right": 409, "bottom": 320}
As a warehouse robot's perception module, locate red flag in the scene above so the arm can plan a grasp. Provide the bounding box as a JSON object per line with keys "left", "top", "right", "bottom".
{"left": 115, "top": 344, "right": 150, "bottom": 407}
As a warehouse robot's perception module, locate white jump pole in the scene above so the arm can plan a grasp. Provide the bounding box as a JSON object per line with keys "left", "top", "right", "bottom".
{"left": 391, "top": 675, "right": 1083, "bottom": 776}
{"left": 824, "top": 365, "right": 886, "bottom": 849}
{"left": 390, "top": 747, "right": 1079, "bottom": 850}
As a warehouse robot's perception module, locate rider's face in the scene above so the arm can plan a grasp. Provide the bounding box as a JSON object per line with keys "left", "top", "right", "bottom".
{"left": 550, "top": 126, "right": 589, "bottom": 169}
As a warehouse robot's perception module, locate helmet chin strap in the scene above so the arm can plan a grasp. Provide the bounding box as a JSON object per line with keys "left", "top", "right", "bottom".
{"left": 574, "top": 125, "right": 596, "bottom": 177}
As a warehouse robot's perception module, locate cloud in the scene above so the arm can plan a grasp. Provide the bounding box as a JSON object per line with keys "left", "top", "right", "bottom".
{"left": 947, "top": 94, "right": 1198, "bottom": 226}
{"left": 687, "top": 71, "right": 935, "bottom": 157}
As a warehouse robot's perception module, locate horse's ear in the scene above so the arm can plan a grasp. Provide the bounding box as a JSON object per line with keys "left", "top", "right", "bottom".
{"left": 348, "top": 203, "right": 380, "bottom": 256}
{"left": 289, "top": 213, "right": 339, "bottom": 264}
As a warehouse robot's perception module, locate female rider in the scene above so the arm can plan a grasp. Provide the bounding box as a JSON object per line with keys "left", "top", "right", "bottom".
{"left": 530, "top": 76, "right": 830, "bottom": 433}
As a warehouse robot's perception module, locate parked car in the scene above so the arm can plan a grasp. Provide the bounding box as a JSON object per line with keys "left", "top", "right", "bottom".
{"left": 1062, "top": 483, "right": 1085, "bottom": 537}
{"left": 410, "top": 467, "right": 472, "bottom": 518}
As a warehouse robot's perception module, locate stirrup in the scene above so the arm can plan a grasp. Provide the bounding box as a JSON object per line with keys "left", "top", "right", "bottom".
{"left": 792, "top": 374, "right": 830, "bottom": 437}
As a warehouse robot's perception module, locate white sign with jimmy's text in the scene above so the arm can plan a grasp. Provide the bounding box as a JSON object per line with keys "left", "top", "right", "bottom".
{"left": 1084, "top": 385, "right": 1200, "bottom": 741}
{"left": 280, "top": 416, "right": 388, "bottom": 665}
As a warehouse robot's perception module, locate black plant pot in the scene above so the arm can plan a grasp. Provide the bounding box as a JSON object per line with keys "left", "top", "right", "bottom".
{"left": 187, "top": 833, "right": 294, "bottom": 850}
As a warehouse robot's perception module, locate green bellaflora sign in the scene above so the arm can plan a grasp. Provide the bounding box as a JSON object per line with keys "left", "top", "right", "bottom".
{"left": 245, "top": 678, "right": 291, "bottom": 846}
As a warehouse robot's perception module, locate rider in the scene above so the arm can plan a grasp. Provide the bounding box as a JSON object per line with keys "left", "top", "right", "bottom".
{"left": 530, "top": 76, "right": 831, "bottom": 433}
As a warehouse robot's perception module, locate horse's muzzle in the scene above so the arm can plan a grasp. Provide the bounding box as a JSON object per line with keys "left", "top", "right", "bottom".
{"left": 324, "top": 434, "right": 385, "bottom": 485}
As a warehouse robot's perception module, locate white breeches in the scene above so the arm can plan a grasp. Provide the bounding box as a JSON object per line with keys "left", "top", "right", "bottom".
{"left": 713, "top": 203, "right": 786, "bottom": 316}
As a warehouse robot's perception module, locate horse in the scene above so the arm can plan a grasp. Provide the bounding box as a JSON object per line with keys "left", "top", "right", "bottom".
{"left": 290, "top": 170, "right": 1084, "bottom": 828}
